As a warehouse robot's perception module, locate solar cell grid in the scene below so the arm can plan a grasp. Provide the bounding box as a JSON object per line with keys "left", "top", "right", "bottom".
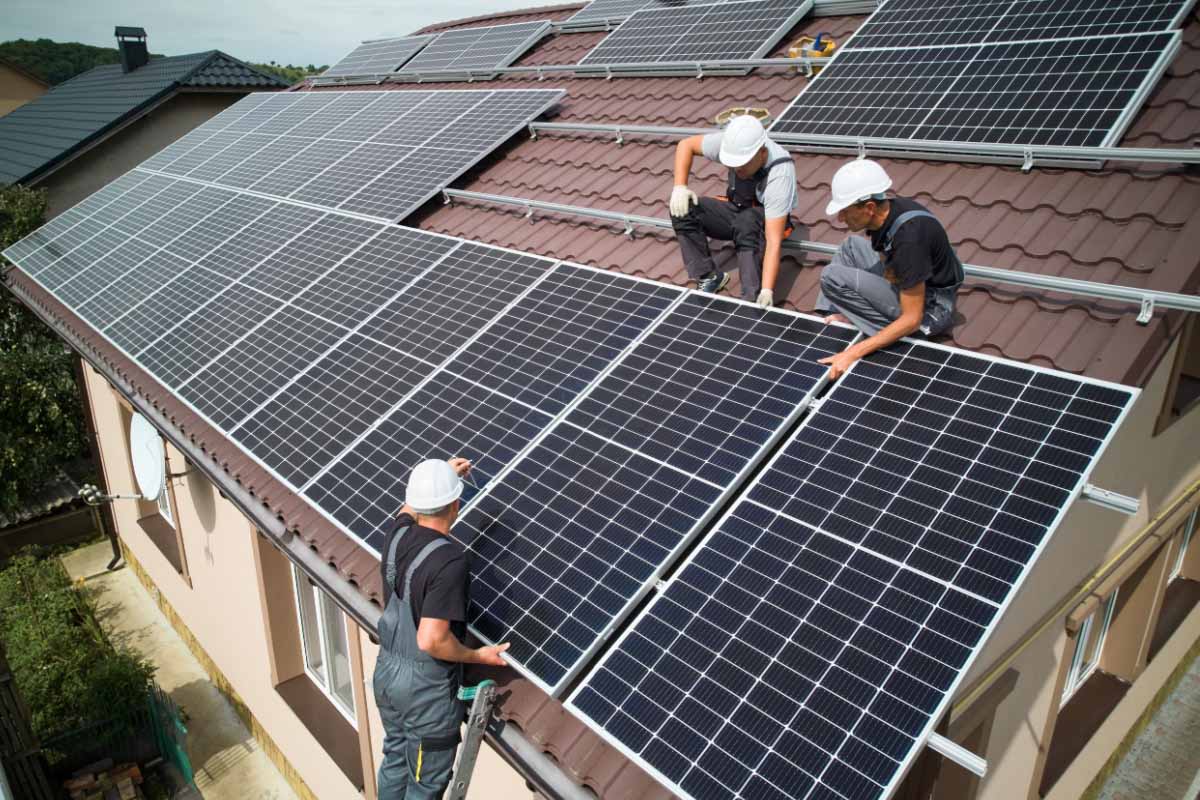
{"left": 158, "top": 130, "right": 247, "bottom": 176}
{"left": 303, "top": 371, "right": 555, "bottom": 552}
{"left": 322, "top": 36, "right": 435, "bottom": 78}
{"left": 213, "top": 135, "right": 316, "bottom": 189}
{"left": 367, "top": 92, "right": 484, "bottom": 146}
{"left": 398, "top": 21, "right": 552, "bottom": 75}
{"left": 284, "top": 92, "right": 387, "bottom": 138}
{"left": 104, "top": 264, "right": 234, "bottom": 356}
{"left": 193, "top": 203, "right": 324, "bottom": 280}
{"left": 62, "top": 238, "right": 165, "bottom": 325}
{"left": 246, "top": 93, "right": 344, "bottom": 136}
{"left": 184, "top": 133, "right": 276, "bottom": 182}
{"left": 288, "top": 142, "right": 415, "bottom": 208}
{"left": 771, "top": 31, "right": 1179, "bottom": 146}
{"left": 125, "top": 185, "right": 232, "bottom": 250}
{"left": 237, "top": 215, "right": 383, "bottom": 302}
{"left": 314, "top": 92, "right": 428, "bottom": 143}
{"left": 566, "top": 0, "right": 676, "bottom": 23}
{"left": 159, "top": 193, "right": 279, "bottom": 265}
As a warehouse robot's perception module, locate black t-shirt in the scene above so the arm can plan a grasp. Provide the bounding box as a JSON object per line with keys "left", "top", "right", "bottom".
{"left": 382, "top": 514, "right": 470, "bottom": 641}
{"left": 869, "top": 197, "right": 961, "bottom": 291}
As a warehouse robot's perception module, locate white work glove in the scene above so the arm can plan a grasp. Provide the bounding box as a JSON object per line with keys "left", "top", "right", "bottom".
{"left": 669, "top": 185, "right": 698, "bottom": 218}
{"left": 756, "top": 288, "right": 773, "bottom": 309}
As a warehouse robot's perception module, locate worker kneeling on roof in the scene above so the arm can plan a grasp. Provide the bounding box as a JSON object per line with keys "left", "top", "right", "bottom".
{"left": 374, "top": 457, "right": 508, "bottom": 800}
{"left": 669, "top": 114, "right": 797, "bottom": 307}
{"left": 816, "top": 159, "right": 965, "bottom": 379}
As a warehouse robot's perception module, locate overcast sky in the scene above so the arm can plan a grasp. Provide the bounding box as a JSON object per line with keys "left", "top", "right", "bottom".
{"left": 5, "top": 0, "right": 546, "bottom": 67}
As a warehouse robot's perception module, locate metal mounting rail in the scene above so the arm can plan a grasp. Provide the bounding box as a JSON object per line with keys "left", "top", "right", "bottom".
{"left": 441, "top": 188, "right": 1200, "bottom": 322}
{"left": 527, "top": 121, "right": 1200, "bottom": 169}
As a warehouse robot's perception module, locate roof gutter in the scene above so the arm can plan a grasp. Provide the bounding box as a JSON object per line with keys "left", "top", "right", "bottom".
{"left": 0, "top": 271, "right": 591, "bottom": 800}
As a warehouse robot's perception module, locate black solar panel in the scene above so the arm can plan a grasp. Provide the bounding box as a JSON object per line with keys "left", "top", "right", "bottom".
{"left": 397, "top": 21, "right": 552, "bottom": 76}
{"left": 578, "top": 0, "right": 812, "bottom": 68}
{"left": 571, "top": 341, "right": 1137, "bottom": 800}
{"left": 322, "top": 35, "right": 435, "bottom": 78}
{"left": 849, "top": 0, "right": 1193, "bottom": 49}
{"left": 770, "top": 31, "right": 1179, "bottom": 146}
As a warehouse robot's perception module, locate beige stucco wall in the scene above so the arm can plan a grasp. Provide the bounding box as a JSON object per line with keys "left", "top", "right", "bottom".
{"left": 35, "top": 92, "right": 247, "bottom": 218}
{"left": 961, "top": 332, "right": 1200, "bottom": 800}
{"left": 0, "top": 63, "right": 46, "bottom": 117}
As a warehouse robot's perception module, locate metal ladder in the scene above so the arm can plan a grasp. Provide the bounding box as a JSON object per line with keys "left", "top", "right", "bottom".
{"left": 447, "top": 680, "right": 498, "bottom": 800}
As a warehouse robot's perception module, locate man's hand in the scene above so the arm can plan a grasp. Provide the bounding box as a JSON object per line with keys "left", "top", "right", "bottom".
{"left": 670, "top": 185, "right": 698, "bottom": 217}
{"left": 448, "top": 457, "right": 471, "bottom": 479}
{"left": 756, "top": 288, "right": 773, "bottom": 309}
{"left": 818, "top": 346, "right": 860, "bottom": 381}
{"left": 823, "top": 312, "right": 850, "bottom": 325}
{"left": 474, "top": 642, "right": 510, "bottom": 666}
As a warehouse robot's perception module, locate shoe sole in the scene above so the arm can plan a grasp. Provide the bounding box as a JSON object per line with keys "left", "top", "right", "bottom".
{"left": 702, "top": 273, "right": 730, "bottom": 294}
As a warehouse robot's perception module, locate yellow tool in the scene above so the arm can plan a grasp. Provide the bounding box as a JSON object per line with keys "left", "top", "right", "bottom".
{"left": 788, "top": 33, "right": 837, "bottom": 74}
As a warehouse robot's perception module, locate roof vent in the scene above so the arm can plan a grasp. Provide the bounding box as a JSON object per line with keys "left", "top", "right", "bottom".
{"left": 115, "top": 26, "right": 149, "bottom": 73}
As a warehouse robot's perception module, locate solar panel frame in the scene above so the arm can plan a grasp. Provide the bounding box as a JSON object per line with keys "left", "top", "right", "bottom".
{"left": 321, "top": 35, "right": 436, "bottom": 80}
{"left": 396, "top": 21, "right": 553, "bottom": 78}
{"left": 769, "top": 30, "right": 1182, "bottom": 148}
{"left": 576, "top": 0, "right": 814, "bottom": 73}
{"left": 567, "top": 338, "right": 1139, "bottom": 800}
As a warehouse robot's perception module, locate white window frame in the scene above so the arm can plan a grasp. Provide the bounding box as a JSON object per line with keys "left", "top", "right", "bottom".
{"left": 1169, "top": 507, "right": 1197, "bottom": 582}
{"left": 291, "top": 565, "right": 357, "bottom": 726}
{"left": 156, "top": 454, "right": 175, "bottom": 528}
{"left": 1061, "top": 589, "right": 1118, "bottom": 705}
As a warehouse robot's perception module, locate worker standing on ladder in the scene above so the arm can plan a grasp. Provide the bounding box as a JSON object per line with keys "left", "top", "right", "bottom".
{"left": 374, "top": 457, "right": 509, "bottom": 800}
{"left": 816, "top": 158, "right": 964, "bottom": 379}
{"left": 668, "top": 114, "right": 798, "bottom": 307}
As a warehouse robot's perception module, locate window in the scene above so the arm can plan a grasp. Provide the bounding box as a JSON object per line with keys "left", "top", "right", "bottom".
{"left": 1061, "top": 590, "right": 1118, "bottom": 705}
{"left": 292, "top": 565, "right": 356, "bottom": 723}
{"left": 1158, "top": 318, "right": 1200, "bottom": 432}
{"left": 1169, "top": 507, "right": 1197, "bottom": 582}
{"left": 156, "top": 456, "right": 175, "bottom": 528}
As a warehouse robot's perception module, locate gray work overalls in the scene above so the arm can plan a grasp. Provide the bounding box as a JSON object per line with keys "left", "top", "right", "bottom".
{"left": 816, "top": 209, "right": 964, "bottom": 337}
{"left": 373, "top": 524, "right": 463, "bottom": 800}
{"left": 670, "top": 155, "right": 795, "bottom": 300}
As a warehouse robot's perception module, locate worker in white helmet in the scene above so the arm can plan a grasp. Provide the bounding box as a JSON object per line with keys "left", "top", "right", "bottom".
{"left": 816, "top": 158, "right": 964, "bottom": 379}
{"left": 668, "top": 114, "right": 798, "bottom": 307}
{"left": 373, "top": 457, "right": 508, "bottom": 800}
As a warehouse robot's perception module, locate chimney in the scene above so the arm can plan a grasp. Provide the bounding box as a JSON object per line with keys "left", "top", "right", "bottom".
{"left": 114, "top": 26, "right": 149, "bottom": 73}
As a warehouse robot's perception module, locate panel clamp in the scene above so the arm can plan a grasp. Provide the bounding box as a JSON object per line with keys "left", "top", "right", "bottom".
{"left": 614, "top": 127, "right": 624, "bottom": 146}
{"left": 622, "top": 217, "right": 635, "bottom": 239}
{"left": 855, "top": 138, "right": 867, "bottom": 159}
{"left": 1022, "top": 147, "right": 1035, "bottom": 172}
{"left": 1082, "top": 484, "right": 1140, "bottom": 515}
{"left": 928, "top": 733, "right": 987, "bottom": 778}
{"left": 1137, "top": 295, "right": 1154, "bottom": 324}
{"left": 525, "top": 203, "right": 535, "bottom": 223}
{"left": 528, "top": 123, "right": 538, "bottom": 140}
{"left": 442, "top": 190, "right": 453, "bottom": 205}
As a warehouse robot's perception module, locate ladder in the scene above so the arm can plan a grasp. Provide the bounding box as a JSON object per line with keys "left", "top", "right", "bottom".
{"left": 447, "top": 680, "right": 498, "bottom": 800}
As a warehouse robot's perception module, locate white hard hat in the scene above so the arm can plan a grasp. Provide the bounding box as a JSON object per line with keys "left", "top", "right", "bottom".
{"left": 826, "top": 158, "right": 893, "bottom": 216}
{"left": 719, "top": 115, "right": 768, "bottom": 167}
{"left": 405, "top": 459, "right": 464, "bottom": 514}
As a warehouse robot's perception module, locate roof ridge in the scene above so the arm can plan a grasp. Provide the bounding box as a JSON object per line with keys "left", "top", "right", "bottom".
{"left": 181, "top": 50, "right": 290, "bottom": 88}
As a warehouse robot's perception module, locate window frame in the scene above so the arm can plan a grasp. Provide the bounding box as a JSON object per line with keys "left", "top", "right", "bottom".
{"left": 156, "top": 455, "right": 175, "bottom": 528}
{"left": 1061, "top": 589, "right": 1118, "bottom": 706}
{"left": 1169, "top": 507, "right": 1197, "bottom": 582}
{"left": 291, "top": 564, "right": 357, "bottom": 726}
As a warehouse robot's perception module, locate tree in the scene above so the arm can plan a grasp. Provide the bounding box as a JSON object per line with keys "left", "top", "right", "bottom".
{"left": 0, "top": 185, "right": 89, "bottom": 518}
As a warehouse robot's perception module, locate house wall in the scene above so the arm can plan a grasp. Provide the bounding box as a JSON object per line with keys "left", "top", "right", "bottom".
{"left": 0, "top": 63, "right": 46, "bottom": 117}
{"left": 79, "top": 364, "right": 533, "bottom": 800}
{"left": 33, "top": 92, "right": 244, "bottom": 218}
{"left": 951, "top": 332, "right": 1200, "bottom": 800}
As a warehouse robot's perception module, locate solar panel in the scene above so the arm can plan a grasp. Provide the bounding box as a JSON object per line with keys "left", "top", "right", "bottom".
{"left": 139, "top": 89, "right": 563, "bottom": 222}
{"left": 397, "top": 21, "right": 552, "bottom": 77}
{"left": 565, "top": 0, "right": 744, "bottom": 27}
{"left": 452, "top": 302, "right": 857, "bottom": 694}
{"left": 577, "top": 0, "right": 813, "bottom": 69}
{"left": 570, "top": 341, "right": 1137, "bottom": 800}
{"left": 770, "top": 31, "right": 1180, "bottom": 146}
{"left": 322, "top": 35, "right": 435, "bottom": 79}
{"left": 848, "top": 0, "right": 1193, "bottom": 49}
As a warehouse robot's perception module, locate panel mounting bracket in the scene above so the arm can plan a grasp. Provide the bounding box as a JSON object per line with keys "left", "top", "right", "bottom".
{"left": 928, "top": 733, "right": 987, "bottom": 778}
{"left": 1082, "top": 484, "right": 1140, "bottom": 515}
{"left": 615, "top": 127, "right": 624, "bottom": 146}
{"left": 1137, "top": 296, "right": 1154, "bottom": 324}
{"left": 528, "top": 123, "right": 538, "bottom": 140}
{"left": 1022, "top": 147, "right": 1035, "bottom": 172}
{"left": 856, "top": 138, "right": 866, "bottom": 159}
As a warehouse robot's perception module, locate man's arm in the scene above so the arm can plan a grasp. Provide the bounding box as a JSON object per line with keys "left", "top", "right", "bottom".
{"left": 759, "top": 215, "right": 788, "bottom": 304}
{"left": 819, "top": 283, "right": 925, "bottom": 379}
{"left": 673, "top": 134, "right": 706, "bottom": 186}
{"left": 417, "top": 617, "right": 509, "bottom": 665}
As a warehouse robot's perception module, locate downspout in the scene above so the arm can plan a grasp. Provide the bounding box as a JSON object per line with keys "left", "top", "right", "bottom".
{"left": 2, "top": 273, "right": 592, "bottom": 800}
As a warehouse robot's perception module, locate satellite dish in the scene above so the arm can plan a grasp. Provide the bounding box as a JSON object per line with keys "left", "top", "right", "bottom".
{"left": 130, "top": 413, "right": 165, "bottom": 501}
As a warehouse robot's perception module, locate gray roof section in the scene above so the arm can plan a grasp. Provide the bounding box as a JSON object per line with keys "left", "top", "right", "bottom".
{"left": 0, "top": 51, "right": 288, "bottom": 185}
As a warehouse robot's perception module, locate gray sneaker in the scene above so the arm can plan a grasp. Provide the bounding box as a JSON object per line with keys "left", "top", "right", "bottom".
{"left": 698, "top": 271, "right": 729, "bottom": 294}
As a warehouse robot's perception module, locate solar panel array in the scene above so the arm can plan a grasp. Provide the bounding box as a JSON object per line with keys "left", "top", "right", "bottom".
{"left": 578, "top": 0, "right": 813, "bottom": 69}
{"left": 849, "top": 0, "right": 1194, "bottom": 48}
{"left": 319, "top": 35, "right": 435, "bottom": 81}
{"left": 571, "top": 341, "right": 1136, "bottom": 800}
{"left": 137, "top": 89, "right": 563, "bottom": 220}
{"left": 771, "top": 0, "right": 1186, "bottom": 147}
{"left": 397, "top": 21, "right": 552, "bottom": 76}
{"left": 564, "top": 0, "right": 682, "bottom": 26}
{"left": 771, "top": 31, "right": 1179, "bottom": 146}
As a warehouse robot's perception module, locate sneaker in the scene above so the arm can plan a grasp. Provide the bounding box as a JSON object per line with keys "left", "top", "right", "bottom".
{"left": 698, "top": 271, "right": 729, "bottom": 294}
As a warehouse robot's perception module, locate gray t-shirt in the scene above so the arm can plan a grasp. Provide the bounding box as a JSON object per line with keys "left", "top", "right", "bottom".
{"left": 701, "top": 132, "right": 797, "bottom": 220}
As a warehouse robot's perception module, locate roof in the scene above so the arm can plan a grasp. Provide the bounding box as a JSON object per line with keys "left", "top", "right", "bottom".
{"left": 0, "top": 470, "right": 82, "bottom": 529}
{"left": 0, "top": 51, "right": 288, "bottom": 185}
{"left": 4, "top": 4, "right": 1200, "bottom": 799}
{"left": 0, "top": 58, "right": 51, "bottom": 89}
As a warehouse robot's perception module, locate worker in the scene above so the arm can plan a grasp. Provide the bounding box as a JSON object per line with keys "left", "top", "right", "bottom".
{"left": 668, "top": 114, "right": 797, "bottom": 308}
{"left": 815, "top": 158, "right": 964, "bottom": 379}
{"left": 374, "top": 457, "right": 509, "bottom": 800}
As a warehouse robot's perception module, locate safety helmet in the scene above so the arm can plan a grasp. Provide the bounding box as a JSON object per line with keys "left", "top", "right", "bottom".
{"left": 719, "top": 115, "right": 768, "bottom": 167}
{"left": 405, "top": 459, "right": 464, "bottom": 514}
{"left": 826, "top": 159, "right": 893, "bottom": 216}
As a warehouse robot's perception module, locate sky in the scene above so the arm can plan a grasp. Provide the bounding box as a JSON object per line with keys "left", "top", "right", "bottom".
{"left": 4, "top": 0, "right": 547, "bottom": 67}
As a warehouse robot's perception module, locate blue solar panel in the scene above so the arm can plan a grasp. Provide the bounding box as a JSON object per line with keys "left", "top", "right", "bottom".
{"left": 570, "top": 340, "right": 1137, "bottom": 800}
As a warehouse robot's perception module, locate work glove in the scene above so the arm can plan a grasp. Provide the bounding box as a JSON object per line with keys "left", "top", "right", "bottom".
{"left": 756, "top": 288, "right": 773, "bottom": 309}
{"left": 669, "top": 185, "right": 698, "bottom": 218}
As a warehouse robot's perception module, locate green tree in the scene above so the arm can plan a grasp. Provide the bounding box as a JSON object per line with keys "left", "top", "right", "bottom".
{"left": 0, "top": 185, "right": 89, "bottom": 518}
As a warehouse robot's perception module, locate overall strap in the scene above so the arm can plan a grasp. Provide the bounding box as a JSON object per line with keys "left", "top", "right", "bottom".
{"left": 882, "top": 209, "right": 936, "bottom": 255}
{"left": 725, "top": 155, "right": 795, "bottom": 207}
{"left": 402, "top": 538, "right": 452, "bottom": 607}
{"left": 383, "top": 523, "right": 411, "bottom": 602}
